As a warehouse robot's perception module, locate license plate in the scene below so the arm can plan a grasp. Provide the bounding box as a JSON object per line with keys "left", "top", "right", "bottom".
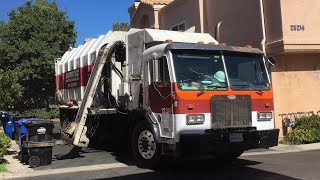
{"left": 230, "top": 133, "right": 243, "bottom": 142}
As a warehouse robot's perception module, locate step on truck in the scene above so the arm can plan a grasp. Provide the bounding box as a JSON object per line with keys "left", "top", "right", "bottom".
{"left": 55, "top": 28, "right": 279, "bottom": 168}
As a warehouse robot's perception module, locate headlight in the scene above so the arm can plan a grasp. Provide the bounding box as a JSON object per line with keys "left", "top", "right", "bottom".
{"left": 257, "top": 112, "right": 273, "bottom": 120}
{"left": 186, "top": 114, "right": 205, "bottom": 125}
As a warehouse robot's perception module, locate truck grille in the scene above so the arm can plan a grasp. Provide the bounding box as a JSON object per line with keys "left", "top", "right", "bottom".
{"left": 211, "top": 95, "right": 252, "bottom": 128}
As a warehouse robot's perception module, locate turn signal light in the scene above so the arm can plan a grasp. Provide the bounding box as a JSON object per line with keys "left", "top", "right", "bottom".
{"left": 187, "top": 104, "right": 194, "bottom": 110}
{"left": 220, "top": 42, "right": 227, "bottom": 46}
{"left": 165, "top": 39, "right": 173, "bottom": 43}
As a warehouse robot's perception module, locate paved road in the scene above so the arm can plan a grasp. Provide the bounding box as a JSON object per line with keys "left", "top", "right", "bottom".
{"left": 12, "top": 149, "right": 320, "bottom": 180}
{"left": 9, "top": 122, "right": 320, "bottom": 180}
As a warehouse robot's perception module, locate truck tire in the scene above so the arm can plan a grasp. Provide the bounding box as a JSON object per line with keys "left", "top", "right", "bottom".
{"left": 131, "top": 121, "right": 161, "bottom": 169}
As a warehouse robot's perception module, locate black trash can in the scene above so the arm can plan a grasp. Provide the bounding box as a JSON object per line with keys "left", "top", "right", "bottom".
{"left": 22, "top": 119, "right": 55, "bottom": 168}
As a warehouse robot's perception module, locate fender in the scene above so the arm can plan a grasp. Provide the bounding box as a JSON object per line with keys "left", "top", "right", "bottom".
{"left": 129, "top": 109, "right": 161, "bottom": 143}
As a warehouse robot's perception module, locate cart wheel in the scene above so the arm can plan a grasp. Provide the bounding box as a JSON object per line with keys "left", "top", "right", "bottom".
{"left": 28, "top": 156, "right": 41, "bottom": 168}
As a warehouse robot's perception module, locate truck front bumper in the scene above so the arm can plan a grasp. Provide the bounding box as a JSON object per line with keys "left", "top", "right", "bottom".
{"left": 178, "top": 128, "right": 279, "bottom": 155}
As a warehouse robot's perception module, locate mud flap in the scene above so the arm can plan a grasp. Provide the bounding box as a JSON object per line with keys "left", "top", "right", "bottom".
{"left": 257, "top": 129, "right": 280, "bottom": 148}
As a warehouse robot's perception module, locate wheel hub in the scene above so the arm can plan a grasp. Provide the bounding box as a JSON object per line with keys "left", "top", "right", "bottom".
{"left": 138, "top": 130, "right": 156, "bottom": 159}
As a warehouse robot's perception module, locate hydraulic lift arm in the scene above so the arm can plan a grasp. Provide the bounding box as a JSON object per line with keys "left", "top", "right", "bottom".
{"left": 63, "top": 43, "right": 112, "bottom": 147}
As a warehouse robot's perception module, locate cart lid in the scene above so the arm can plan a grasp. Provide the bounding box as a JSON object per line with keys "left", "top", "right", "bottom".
{"left": 23, "top": 119, "right": 54, "bottom": 127}
{"left": 0, "top": 111, "right": 8, "bottom": 117}
{"left": 16, "top": 118, "right": 41, "bottom": 126}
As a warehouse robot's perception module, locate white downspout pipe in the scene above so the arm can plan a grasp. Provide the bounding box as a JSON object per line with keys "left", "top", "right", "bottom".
{"left": 199, "top": 0, "right": 204, "bottom": 33}
{"left": 259, "top": 0, "right": 266, "bottom": 54}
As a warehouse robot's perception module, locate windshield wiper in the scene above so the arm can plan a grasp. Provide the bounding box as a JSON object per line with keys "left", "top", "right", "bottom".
{"left": 231, "top": 84, "right": 251, "bottom": 88}
{"left": 197, "top": 85, "right": 205, "bottom": 97}
{"left": 207, "top": 85, "right": 227, "bottom": 89}
{"left": 231, "top": 84, "right": 264, "bottom": 93}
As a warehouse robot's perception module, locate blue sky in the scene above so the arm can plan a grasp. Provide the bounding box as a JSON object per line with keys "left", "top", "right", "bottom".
{"left": 0, "top": 0, "right": 133, "bottom": 45}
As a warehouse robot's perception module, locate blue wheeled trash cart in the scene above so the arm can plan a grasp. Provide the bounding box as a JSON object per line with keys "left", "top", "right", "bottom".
{"left": 0, "top": 111, "right": 15, "bottom": 139}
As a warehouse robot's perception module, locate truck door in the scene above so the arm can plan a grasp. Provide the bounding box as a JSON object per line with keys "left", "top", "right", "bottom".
{"left": 145, "top": 56, "right": 173, "bottom": 138}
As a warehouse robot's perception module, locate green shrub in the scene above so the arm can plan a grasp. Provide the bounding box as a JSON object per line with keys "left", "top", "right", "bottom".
{"left": 295, "top": 115, "right": 320, "bottom": 129}
{"left": 282, "top": 115, "right": 320, "bottom": 145}
{"left": 0, "top": 163, "right": 7, "bottom": 173}
{"left": 0, "top": 133, "right": 11, "bottom": 159}
{"left": 14, "top": 107, "right": 59, "bottom": 120}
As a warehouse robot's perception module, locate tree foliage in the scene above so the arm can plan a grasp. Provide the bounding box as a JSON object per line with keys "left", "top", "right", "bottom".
{"left": 0, "top": 0, "right": 77, "bottom": 109}
{"left": 0, "top": 69, "right": 23, "bottom": 109}
{"left": 112, "top": 22, "right": 130, "bottom": 31}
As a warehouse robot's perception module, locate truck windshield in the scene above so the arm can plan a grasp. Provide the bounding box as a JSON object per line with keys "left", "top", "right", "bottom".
{"left": 224, "top": 52, "right": 270, "bottom": 90}
{"left": 172, "top": 51, "right": 228, "bottom": 90}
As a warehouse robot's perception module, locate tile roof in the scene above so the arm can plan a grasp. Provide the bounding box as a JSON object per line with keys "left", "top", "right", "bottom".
{"left": 139, "top": 0, "right": 173, "bottom": 5}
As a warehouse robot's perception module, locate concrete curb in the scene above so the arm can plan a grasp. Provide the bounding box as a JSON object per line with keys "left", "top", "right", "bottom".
{"left": 243, "top": 143, "right": 320, "bottom": 156}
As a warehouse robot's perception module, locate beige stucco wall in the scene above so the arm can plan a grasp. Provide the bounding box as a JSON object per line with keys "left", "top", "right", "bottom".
{"left": 203, "top": 0, "right": 263, "bottom": 49}
{"left": 130, "top": 4, "right": 155, "bottom": 28}
{"left": 272, "top": 53, "right": 320, "bottom": 137}
{"left": 159, "top": 0, "right": 201, "bottom": 32}
{"left": 281, "top": 0, "right": 320, "bottom": 50}
{"left": 266, "top": 0, "right": 320, "bottom": 53}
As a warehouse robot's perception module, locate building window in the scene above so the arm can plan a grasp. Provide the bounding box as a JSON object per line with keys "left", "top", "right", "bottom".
{"left": 171, "top": 21, "right": 186, "bottom": 31}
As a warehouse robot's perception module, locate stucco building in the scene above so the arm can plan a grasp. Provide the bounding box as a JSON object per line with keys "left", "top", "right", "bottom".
{"left": 129, "top": 0, "right": 320, "bottom": 137}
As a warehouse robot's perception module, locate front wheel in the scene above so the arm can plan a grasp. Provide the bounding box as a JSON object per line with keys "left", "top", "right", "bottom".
{"left": 131, "top": 121, "right": 161, "bottom": 169}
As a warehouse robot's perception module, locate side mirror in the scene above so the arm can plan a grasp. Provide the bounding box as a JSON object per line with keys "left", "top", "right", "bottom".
{"left": 267, "top": 56, "right": 276, "bottom": 66}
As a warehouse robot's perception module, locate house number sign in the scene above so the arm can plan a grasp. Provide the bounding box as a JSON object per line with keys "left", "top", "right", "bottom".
{"left": 290, "top": 25, "right": 305, "bottom": 31}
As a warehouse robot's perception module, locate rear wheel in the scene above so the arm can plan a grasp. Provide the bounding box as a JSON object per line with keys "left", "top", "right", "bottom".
{"left": 131, "top": 121, "right": 161, "bottom": 169}
{"left": 28, "top": 156, "right": 41, "bottom": 168}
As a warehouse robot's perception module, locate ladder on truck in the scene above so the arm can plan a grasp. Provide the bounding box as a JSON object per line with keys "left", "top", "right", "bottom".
{"left": 63, "top": 42, "right": 120, "bottom": 147}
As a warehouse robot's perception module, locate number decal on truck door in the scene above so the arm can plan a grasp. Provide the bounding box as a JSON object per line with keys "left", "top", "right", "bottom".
{"left": 161, "top": 108, "right": 171, "bottom": 114}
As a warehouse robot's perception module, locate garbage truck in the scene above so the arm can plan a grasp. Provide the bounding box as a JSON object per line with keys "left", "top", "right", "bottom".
{"left": 55, "top": 28, "right": 279, "bottom": 167}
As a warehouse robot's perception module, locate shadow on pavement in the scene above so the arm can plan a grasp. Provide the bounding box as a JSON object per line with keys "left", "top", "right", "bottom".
{"left": 15, "top": 158, "right": 301, "bottom": 180}
{"left": 54, "top": 146, "right": 85, "bottom": 160}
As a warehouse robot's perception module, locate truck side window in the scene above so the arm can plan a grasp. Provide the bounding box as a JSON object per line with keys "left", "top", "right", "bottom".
{"left": 149, "top": 60, "right": 154, "bottom": 83}
{"left": 158, "top": 56, "right": 170, "bottom": 83}
{"left": 149, "top": 56, "right": 170, "bottom": 83}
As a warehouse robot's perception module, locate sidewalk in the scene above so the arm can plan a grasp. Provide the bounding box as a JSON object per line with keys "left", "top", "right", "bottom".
{"left": 0, "top": 125, "right": 34, "bottom": 180}
{"left": 243, "top": 142, "right": 320, "bottom": 156}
